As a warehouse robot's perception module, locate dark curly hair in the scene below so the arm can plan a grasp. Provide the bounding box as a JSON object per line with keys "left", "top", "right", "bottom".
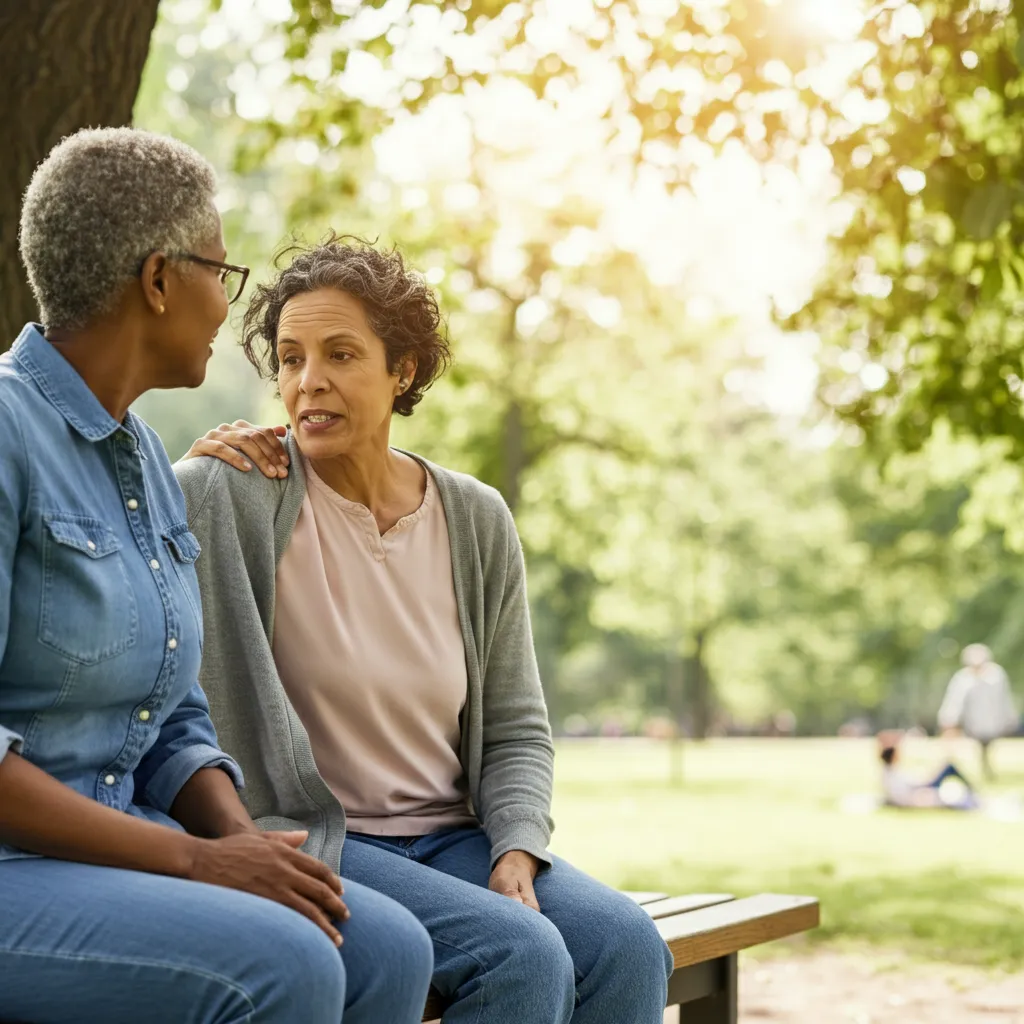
{"left": 241, "top": 234, "right": 451, "bottom": 416}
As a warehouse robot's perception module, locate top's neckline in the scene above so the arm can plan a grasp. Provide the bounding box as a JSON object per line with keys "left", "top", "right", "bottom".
{"left": 303, "top": 454, "right": 434, "bottom": 540}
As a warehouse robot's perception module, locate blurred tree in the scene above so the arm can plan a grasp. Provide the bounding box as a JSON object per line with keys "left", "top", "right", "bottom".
{"left": 122, "top": 0, "right": 1024, "bottom": 734}
{"left": 791, "top": 1, "right": 1024, "bottom": 456}
{"left": 840, "top": 428, "right": 1024, "bottom": 728}
{"left": 2, "top": 0, "right": 839, "bottom": 347}
{"left": 267, "top": 0, "right": 837, "bottom": 172}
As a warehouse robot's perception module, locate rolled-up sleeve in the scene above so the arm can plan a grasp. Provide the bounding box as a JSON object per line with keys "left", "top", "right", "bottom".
{"left": 134, "top": 680, "right": 244, "bottom": 814}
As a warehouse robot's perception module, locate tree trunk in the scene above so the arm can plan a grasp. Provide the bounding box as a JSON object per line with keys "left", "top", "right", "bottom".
{"left": 496, "top": 292, "right": 528, "bottom": 514}
{"left": 0, "top": 0, "right": 161, "bottom": 348}
{"left": 502, "top": 398, "right": 525, "bottom": 514}
{"left": 667, "top": 647, "right": 686, "bottom": 785}
{"left": 689, "top": 627, "right": 713, "bottom": 739}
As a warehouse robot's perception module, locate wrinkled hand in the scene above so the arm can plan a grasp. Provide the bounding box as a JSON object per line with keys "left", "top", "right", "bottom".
{"left": 188, "top": 830, "right": 349, "bottom": 945}
{"left": 183, "top": 420, "right": 290, "bottom": 479}
{"left": 488, "top": 850, "right": 541, "bottom": 913}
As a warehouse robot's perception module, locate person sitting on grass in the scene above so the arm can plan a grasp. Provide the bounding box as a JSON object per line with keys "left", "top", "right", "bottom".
{"left": 878, "top": 732, "right": 978, "bottom": 811}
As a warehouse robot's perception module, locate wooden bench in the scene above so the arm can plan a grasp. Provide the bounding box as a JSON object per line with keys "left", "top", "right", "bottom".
{"left": 421, "top": 891, "right": 819, "bottom": 1023}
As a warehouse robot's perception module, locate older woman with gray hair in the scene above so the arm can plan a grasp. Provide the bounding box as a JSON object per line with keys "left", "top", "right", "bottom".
{"left": 0, "top": 130, "right": 432, "bottom": 1024}
{"left": 177, "top": 236, "right": 673, "bottom": 1024}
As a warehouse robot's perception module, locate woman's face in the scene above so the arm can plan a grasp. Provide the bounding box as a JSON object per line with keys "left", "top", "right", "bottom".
{"left": 276, "top": 288, "right": 406, "bottom": 460}
{"left": 152, "top": 221, "right": 231, "bottom": 388}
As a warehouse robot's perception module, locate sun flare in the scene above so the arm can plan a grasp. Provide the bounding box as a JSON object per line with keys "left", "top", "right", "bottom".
{"left": 767, "top": 0, "right": 867, "bottom": 41}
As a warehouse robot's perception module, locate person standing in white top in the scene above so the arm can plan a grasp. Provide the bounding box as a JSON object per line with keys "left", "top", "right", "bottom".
{"left": 938, "top": 644, "right": 1019, "bottom": 780}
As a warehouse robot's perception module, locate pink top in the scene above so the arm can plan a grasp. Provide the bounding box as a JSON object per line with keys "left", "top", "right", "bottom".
{"left": 272, "top": 456, "right": 477, "bottom": 835}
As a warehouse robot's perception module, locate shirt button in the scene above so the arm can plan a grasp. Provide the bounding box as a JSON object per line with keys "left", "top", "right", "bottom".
{"left": 127, "top": 499, "right": 139, "bottom": 511}
{"left": 150, "top": 559, "right": 160, "bottom": 570}
{"left": 138, "top": 709, "right": 151, "bottom": 722}
{"left": 167, "top": 638, "right": 178, "bottom": 650}
{"left": 86, "top": 540, "right": 97, "bottom": 551}
{"left": 103, "top": 774, "right": 116, "bottom": 786}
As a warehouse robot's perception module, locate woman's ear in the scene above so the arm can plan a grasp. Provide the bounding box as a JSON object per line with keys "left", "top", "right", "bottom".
{"left": 139, "top": 251, "right": 169, "bottom": 316}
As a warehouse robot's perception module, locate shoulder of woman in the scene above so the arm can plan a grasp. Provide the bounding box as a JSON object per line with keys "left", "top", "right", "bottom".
{"left": 173, "top": 452, "right": 227, "bottom": 511}
{"left": 173, "top": 452, "right": 286, "bottom": 524}
{"left": 0, "top": 374, "right": 27, "bottom": 440}
{"left": 427, "top": 460, "right": 513, "bottom": 528}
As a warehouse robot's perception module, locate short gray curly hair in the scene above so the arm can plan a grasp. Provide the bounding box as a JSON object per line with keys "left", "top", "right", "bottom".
{"left": 19, "top": 127, "right": 220, "bottom": 330}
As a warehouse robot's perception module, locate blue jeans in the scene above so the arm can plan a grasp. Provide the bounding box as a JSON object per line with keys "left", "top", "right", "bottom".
{"left": 924, "top": 762, "right": 979, "bottom": 810}
{"left": 0, "top": 856, "right": 433, "bottom": 1023}
{"left": 343, "top": 827, "right": 673, "bottom": 1023}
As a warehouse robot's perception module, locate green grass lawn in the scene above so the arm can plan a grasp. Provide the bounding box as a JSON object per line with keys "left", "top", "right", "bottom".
{"left": 548, "top": 737, "right": 1024, "bottom": 968}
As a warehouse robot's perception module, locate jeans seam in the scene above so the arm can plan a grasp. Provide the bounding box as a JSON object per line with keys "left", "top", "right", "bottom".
{"left": 0, "top": 946, "right": 257, "bottom": 1020}
{"left": 431, "top": 936, "right": 488, "bottom": 1024}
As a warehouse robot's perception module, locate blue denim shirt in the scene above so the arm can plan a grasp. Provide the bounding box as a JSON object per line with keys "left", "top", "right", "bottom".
{"left": 0, "top": 325, "right": 242, "bottom": 860}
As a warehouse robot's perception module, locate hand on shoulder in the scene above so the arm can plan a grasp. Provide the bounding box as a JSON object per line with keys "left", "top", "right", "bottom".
{"left": 182, "top": 420, "right": 290, "bottom": 479}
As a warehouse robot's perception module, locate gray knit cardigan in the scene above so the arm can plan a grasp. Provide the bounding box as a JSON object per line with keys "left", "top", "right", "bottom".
{"left": 173, "top": 434, "right": 555, "bottom": 870}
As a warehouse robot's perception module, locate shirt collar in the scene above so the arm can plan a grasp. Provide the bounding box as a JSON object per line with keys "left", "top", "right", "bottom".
{"left": 11, "top": 323, "right": 135, "bottom": 444}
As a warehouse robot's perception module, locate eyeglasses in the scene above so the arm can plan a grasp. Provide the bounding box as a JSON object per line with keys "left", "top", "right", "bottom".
{"left": 179, "top": 254, "right": 250, "bottom": 304}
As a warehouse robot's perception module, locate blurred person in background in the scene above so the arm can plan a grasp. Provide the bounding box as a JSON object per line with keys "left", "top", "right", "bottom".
{"left": 877, "top": 732, "right": 977, "bottom": 811}
{"left": 938, "top": 644, "right": 1019, "bottom": 780}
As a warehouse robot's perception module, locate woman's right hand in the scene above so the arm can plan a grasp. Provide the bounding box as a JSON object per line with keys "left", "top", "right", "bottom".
{"left": 182, "top": 420, "right": 290, "bottom": 479}
{"left": 188, "top": 830, "right": 349, "bottom": 946}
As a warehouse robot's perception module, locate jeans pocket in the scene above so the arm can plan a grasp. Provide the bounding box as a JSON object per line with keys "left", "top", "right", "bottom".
{"left": 39, "top": 513, "right": 138, "bottom": 665}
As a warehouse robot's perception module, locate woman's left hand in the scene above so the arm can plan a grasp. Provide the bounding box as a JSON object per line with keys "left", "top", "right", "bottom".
{"left": 489, "top": 849, "right": 542, "bottom": 912}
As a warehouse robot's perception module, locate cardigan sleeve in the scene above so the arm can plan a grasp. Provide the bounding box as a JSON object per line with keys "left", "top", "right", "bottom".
{"left": 476, "top": 501, "right": 556, "bottom": 869}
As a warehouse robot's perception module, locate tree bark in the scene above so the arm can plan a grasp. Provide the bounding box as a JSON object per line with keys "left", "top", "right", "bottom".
{"left": 0, "top": 0, "right": 161, "bottom": 349}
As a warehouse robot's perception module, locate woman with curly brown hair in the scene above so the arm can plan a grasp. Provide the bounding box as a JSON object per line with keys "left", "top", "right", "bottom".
{"left": 176, "top": 236, "right": 672, "bottom": 1024}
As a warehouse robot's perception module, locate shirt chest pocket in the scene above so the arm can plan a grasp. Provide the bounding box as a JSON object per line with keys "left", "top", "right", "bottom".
{"left": 39, "top": 513, "right": 139, "bottom": 665}
{"left": 162, "top": 523, "right": 203, "bottom": 640}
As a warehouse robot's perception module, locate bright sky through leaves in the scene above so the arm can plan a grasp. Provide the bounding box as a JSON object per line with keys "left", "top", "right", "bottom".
{"left": 177, "top": 0, "right": 888, "bottom": 417}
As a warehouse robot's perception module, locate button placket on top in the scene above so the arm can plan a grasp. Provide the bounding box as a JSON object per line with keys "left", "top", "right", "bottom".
{"left": 95, "top": 432, "right": 179, "bottom": 799}
{"left": 306, "top": 462, "right": 434, "bottom": 563}
{"left": 360, "top": 510, "right": 387, "bottom": 562}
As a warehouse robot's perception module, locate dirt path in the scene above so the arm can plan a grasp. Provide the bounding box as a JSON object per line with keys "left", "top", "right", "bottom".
{"left": 664, "top": 951, "right": 1024, "bottom": 1023}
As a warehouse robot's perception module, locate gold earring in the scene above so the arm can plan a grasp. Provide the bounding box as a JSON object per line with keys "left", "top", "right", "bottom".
{"left": 158, "top": 304, "right": 165, "bottom": 315}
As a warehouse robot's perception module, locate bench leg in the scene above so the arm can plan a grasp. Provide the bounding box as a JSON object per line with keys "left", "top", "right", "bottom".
{"left": 670, "top": 954, "right": 737, "bottom": 1024}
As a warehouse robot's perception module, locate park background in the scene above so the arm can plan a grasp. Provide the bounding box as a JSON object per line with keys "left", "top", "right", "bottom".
{"left": 3, "top": 1, "right": 1024, "bottom": 1019}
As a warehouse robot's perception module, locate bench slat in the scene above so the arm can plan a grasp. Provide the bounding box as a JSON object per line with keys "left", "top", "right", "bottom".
{"left": 655, "top": 893, "right": 819, "bottom": 969}
{"left": 623, "top": 890, "right": 669, "bottom": 904}
{"left": 641, "top": 893, "right": 734, "bottom": 919}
